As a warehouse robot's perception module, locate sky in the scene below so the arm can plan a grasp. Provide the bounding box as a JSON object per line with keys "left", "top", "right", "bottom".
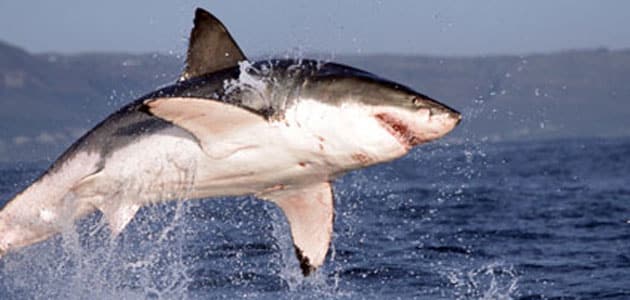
{"left": 0, "top": 0, "right": 629, "bottom": 56}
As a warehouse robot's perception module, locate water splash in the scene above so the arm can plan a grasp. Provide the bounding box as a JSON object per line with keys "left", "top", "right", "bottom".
{"left": 222, "top": 59, "right": 326, "bottom": 119}
{"left": 223, "top": 61, "right": 271, "bottom": 100}
{"left": 264, "top": 202, "right": 348, "bottom": 299}
{"left": 442, "top": 262, "right": 519, "bottom": 300}
{"left": 265, "top": 203, "right": 302, "bottom": 289}
{"left": 0, "top": 157, "right": 198, "bottom": 299}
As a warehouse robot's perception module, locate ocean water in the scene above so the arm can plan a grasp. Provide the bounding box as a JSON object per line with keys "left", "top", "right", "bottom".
{"left": 0, "top": 137, "right": 628, "bottom": 299}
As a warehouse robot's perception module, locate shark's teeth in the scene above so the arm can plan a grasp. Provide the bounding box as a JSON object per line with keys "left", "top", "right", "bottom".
{"left": 374, "top": 113, "right": 423, "bottom": 149}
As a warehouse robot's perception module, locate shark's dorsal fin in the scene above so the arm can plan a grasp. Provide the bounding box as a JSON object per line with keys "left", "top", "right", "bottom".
{"left": 260, "top": 182, "right": 334, "bottom": 276}
{"left": 181, "top": 8, "right": 247, "bottom": 81}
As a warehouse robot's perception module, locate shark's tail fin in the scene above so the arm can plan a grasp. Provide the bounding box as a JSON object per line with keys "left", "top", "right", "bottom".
{"left": 0, "top": 152, "right": 101, "bottom": 258}
{"left": 0, "top": 189, "right": 63, "bottom": 257}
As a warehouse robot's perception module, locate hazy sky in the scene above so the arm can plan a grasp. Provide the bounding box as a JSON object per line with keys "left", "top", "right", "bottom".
{"left": 0, "top": 0, "right": 628, "bottom": 56}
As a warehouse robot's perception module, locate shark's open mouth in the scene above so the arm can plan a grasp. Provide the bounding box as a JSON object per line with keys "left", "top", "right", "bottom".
{"left": 375, "top": 113, "right": 423, "bottom": 149}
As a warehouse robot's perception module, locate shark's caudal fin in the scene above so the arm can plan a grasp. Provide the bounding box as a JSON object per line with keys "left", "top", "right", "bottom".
{"left": 261, "top": 183, "right": 334, "bottom": 276}
{"left": 0, "top": 151, "right": 103, "bottom": 255}
{"left": 180, "top": 8, "right": 247, "bottom": 81}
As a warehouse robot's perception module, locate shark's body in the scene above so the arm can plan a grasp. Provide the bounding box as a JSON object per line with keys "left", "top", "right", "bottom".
{"left": 0, "top": 9, "right": 461, "bottom": 275}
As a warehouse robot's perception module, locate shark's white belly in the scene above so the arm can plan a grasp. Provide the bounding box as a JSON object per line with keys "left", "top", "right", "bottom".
{"left": 77, "top": 98, "right": 400, "bottom": 206}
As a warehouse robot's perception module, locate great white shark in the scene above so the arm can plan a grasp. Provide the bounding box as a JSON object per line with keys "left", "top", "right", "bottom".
{"left": 0, "top": 8, "right": 461, "bottom": 275}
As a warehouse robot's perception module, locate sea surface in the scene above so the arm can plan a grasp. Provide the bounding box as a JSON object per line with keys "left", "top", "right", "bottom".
{"left": 0, "top": 137, "right": 628, "bottom": 299}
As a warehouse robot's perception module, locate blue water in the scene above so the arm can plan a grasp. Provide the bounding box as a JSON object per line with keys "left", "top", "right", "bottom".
{"left": 0, "top": 137, "right": 629, "bottom": 299}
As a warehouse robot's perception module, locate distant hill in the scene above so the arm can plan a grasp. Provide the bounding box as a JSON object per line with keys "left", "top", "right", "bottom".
{"left": 1, "top": 40, "right": 629, "bottom": 161}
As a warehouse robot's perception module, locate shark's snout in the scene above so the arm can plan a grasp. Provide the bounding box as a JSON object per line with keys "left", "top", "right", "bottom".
{"left": 441, "top": 106, "right": 461, "bottom": 123}
{"left": 419, "top": 95, "right": 461, "bottom": 124}
{"left": 431, "top": 104, "right": 462, "bottom": 128}
{"left": 416, "top": 95, "right": 462, "bottom": 134}
{"left": 423, "top": 100, "right": 461, "bottom": 137}
{"left": 374, "top": 98, "right": 461, "bottom": 150}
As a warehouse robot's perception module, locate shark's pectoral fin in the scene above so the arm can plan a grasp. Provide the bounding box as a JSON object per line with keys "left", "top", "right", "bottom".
{"left": 145, "top": 97, "right": 265, "bottom": 159}
{"left": 260, "top": 182, "right": 334, "bottom": 276}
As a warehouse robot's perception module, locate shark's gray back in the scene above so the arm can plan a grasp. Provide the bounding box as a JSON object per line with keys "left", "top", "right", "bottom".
{"left": 47, "top": 105, "right": 177, "bottom": 176}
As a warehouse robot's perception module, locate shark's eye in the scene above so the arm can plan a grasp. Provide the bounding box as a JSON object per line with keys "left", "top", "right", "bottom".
{"left": 412, "top": 96, "right": 422, "bottom": 106}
